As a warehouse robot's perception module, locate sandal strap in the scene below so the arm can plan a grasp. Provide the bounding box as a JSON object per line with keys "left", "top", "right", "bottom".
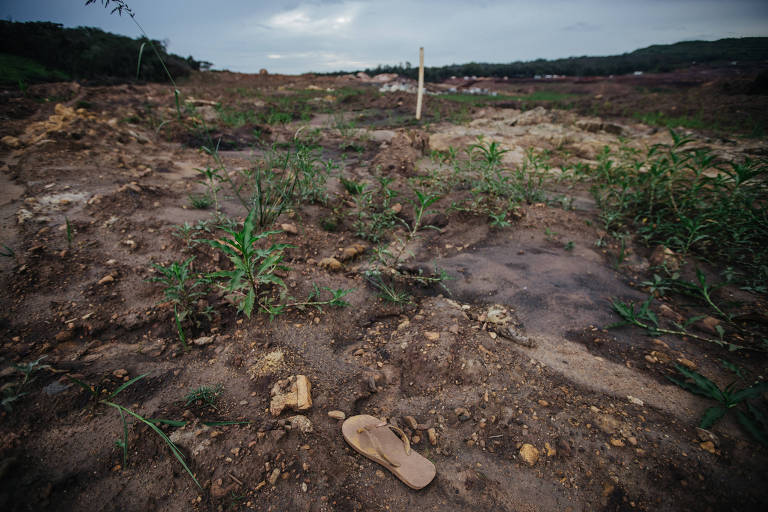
{"left": 356, "top": 421, "right": 412, "bottom": 467}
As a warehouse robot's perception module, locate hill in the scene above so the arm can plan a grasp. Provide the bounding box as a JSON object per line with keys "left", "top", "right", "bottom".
{"left": 356, "top": 37, "right": 768, "bottom": 81}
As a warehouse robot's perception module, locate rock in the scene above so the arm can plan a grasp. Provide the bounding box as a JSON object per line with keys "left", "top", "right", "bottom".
{"left": 519, "top": 444, "right": 539, "bottom": 466}
{"left": 301, "top": 482, "right": 308, "bottom": 492}
{"left": 544, "top": 442, "right": 556, "bottom": 457}
{"left": 454, "top": 407, "right": 471, "bottom": 421}
{"left": 192, "top": 335, "right": 216, "bottom": 346}
{"left": 649, "top": 245, "right": 680, "bottom": 271}
{"left": 696, "top": 316, "right": 721, "bottom": 335}
{"left": 424, "top": 331, "right": 440, "bottom": 341}
{"left": 269, "top": 375, "right": 312, "bottom": 416}
{"left": 339, "top": 243, "right": 366, "bottom": 261}
{"left": 98, "top": 275, "right": 114, "bottom": 285}
{"left": 390, "top": 203, "right": 402, "bottom": 214}
{"left": 1, "top": 136, "right": 21, "bottom": 148}
{"left": 404, "top": 415, "right": 418, "bottom": 429}
{"left": 696, "top": 427, "right": 719, "bottom": 447}
{"left": 268, "top": 468, "right": 281, "bottom": 485}
{"left": 658, "top": 304, "right": 684, "bottom": 323}
{"left": 318, "top": 257, "right": 342, "bottom": 271}
{"left": 609, "top": 438, "right": 625, "bottom": 447}
{"left": 287, "top": 415, "right": 314, "bottom": 433}
{"left": 210, "top": 480, "right": 228, "bottom": 498}
{"left": 113, "top": 368, "right": 128, "bottom": 379}
{"left": 54, "top": 329, "right": 73, "bottom": 342}
{"left": 627, "top": 396, "right": 644, "bottom": 406}
{"left": 677, "top": 357, "right": 697, "bottom": 370}
{"left": 700, "top": 441, "right": 716, "bottom": 454}
{"left": 328, "top": 410, "right": 346, "bottom": 420}
{"left": 595, "top": 414, "right": 620, "bottom": 434}
{"left": 280, "top": 223, "right": 298, "bottom": 235}
{"left": 537, "top": 400, "right": 549, "bottom": 407}
{"left": 427, "top": 428, "right": 438, "bottom": 446}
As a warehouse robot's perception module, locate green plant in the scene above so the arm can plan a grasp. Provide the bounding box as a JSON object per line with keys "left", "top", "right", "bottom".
{"left": 201, "top": 210, "right": 291, "bottom": 317}
{"left": 148, "top": 257, "right": 213, "bottom": 344}
{"left": 364, "top": 270, "right": 411, "bottom": 304}
{"left": 188, "top": 193, "right": 212, "bottom": 209}
{"left": 1, "top": 356, "right": 50, "bottom": 412}
{"left": 264, "top": 284, "right": 354, "bottom": 319}
{"left": 608, "top": 297, "right": 757, "bottom": 352}
{"left": 667, "top": 364, "right": 768, "bottom": 445}
{"left": 184, "top": 385, "right": 222, "bottom": 409}
{"left": 405, "top": 188, "right": 441, "bottom": 236}
{"left": 489, "top": 210, "right": 511, "bottom": 229}
{"left": 194, "top": 165, "right": 223, "bottom": 212}
{"left": 340, "top": 177, "right": 366, "bottom": 196}
{"left": 243, "top": 157, "right": 299, "bottom": 228}
{"left": 65, "top": 216, "right": 74, "bottom": 248}
{"left": 68, "top": 372, "right": 200, "bottom": 486}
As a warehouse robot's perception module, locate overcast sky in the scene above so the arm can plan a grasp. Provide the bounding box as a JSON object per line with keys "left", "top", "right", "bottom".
{"left": 2, "top": 0, "right": 767, "bottom": 74}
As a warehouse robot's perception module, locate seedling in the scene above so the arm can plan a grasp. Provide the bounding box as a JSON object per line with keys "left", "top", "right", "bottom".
{"left": 364, "top": 270, "right": 411, "bottom": 304}
{"left": 667, "top": 365, "right": 768, "bottom": 446}
{"left": 1, "top": 356, "right": 50, "bottom": 412}
{"left": 68, "top": 372, "right": 200, "bottom": 486}
{"left": 65, "top": 216, "right": 74, "bottom": 249}
{"left": 184, "top": 385, "right": 222, "bottom": 409}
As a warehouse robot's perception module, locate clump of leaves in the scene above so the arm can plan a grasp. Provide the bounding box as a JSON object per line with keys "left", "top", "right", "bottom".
{"left": 667, "top": 364, "right": 768, "bottom": 446}
{"left": 188, "top": 193, "right": 213, "bottom": 209}
{"left": 148, "top": 257, "right": 213, "bottom": 344}
{"left": 185, "top": 385, "right": 222, "bottom": 410}
{"left": 1, "top": 356, "right": 50, "bottom": 412}
{"left": 364, "top": 270, "right": 411, "bottom": 304}
{"left": 201, "top": 209, "right": 292, "bottom": 317}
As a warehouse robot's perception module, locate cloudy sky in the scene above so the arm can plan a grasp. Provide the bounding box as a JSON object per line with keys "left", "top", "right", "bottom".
{"left": 2, "top": 0, "right": 767, "bottom": 74}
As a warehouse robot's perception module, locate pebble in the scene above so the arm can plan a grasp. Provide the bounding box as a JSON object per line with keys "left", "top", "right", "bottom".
{"left": 537, "top": 400, "right": 549, "bottom": 407}
{"left": 268, "top": 468, "right": 281, "bottom": 485}
{"left": 627, "top": 396, "right": 644, "bottom": 406}
{"left": 404, "top": 415, "right": 418, "bottom": 429}
{"left": 677, "top": 357, "right": 696, "bottom": 370}
{"left": 328, "top": 410, "right": 346, "bottom": 420}
{"left": 301, "top": 482, "right": 308, "bottom": 492}
{"left": 424, "top": 331, "right": 440, "bottom": 341}
{"left": 454, "top": 407, "right": 471, "bottom": 421}
{"left": 280, "top": 223, "right": 298, "bottom": 235}
{"left": 610, "top": 438, "right": 625, "bottom": 447}
{"left": 519, "top": 444, "right": 539, "bottom": 466}
{"left": 113, "top": 368, "right": 128, "bottom": 379}
{"left": 98, "top": 274, "right": 114, "bottom": 285}
{"left": 700, "top": 441, "right": 716, "bottom": 454}
{"left": 318, "top": 257, "right": 342, "bottom": 271}
{"left": 427, "top": 428, "right": 437, "bottom": 446}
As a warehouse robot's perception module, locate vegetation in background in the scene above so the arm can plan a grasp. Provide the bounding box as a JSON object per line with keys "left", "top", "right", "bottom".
{"left": 0, "top": 19, "right": 210, "bottom": 84}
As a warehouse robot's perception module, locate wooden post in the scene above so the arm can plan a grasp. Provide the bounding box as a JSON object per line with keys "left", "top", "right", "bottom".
{"left": 416, "top": 47, "right": 424, "bottom": 120}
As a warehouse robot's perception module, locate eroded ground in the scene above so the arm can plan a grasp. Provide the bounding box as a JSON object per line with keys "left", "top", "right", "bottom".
{"left": 0, "top": 70, "right": 766, "bottom": 512}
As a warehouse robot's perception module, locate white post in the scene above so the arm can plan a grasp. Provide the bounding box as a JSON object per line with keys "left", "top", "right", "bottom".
{"left": 416, "top": 47, "right": 424, "bottom": 120}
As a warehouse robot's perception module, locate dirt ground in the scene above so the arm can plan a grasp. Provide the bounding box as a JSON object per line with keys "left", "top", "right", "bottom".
{"left": 0, "top": 68, "right": 767, "bottom": 512}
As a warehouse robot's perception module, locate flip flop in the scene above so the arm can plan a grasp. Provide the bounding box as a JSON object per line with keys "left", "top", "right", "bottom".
{"left": 342, "top": 414, "right": 436, "bottom": 490}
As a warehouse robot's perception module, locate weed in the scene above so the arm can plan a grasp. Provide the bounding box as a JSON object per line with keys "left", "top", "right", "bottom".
{"left": 667, "top": 365, "right": 768, "bottom": 445}
{"left": 148, "top": 257, "right": 213, "bottom": 343}
{"left": 489, "top": 211, "right": 511, "bottom": 229}
{"left": 1, "top": 356, "right": 50, "bottom": 412}
{"left": 564, "top": 241, "right": 575, "bottom": 251}
{"left": 184, "top": 385, "right": 222, "bottom": 409}
{"left": 194, "top": 165, "right": 223, "bottom": 212}
{"left": 65, "top": 216, "right": 74, "bottom": 249}
{"left": 200, "top": 210, "right": 291, "bottom": 317}
{"left": 266, "top": 284, "right": 354, "bottom": 318}
{"left": 406, "top": 188, "right": 442, "bottom": 235}
{"left": 608, "top": 297, "right": 758, "bottom": 352}
{"left": 188, "top": 193, "right": 213, "bottom": 209}
{"left": 68, "top": 372, "right": 200, "bottom": 487}
{"left": 364, "top": 270, "right": 411, "bottom": 304}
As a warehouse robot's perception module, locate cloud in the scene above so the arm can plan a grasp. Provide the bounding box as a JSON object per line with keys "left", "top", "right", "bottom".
{"left": 265, "top": 2, "right": 360, "bottom": 36}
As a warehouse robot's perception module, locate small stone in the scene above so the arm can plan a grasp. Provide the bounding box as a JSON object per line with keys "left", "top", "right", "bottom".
{"left": 412, "top": 435, "right": 421, "bottom": 444}
{"left": 404, "top": 415, "right": 418, "bottom": 429}
{"left": 677, "top": 358, "right": 697, "bottom": 370}
{"left": 627, "top": 396, "right": 644, "bottom": 406}
{"left": 519, "top": 444, "right": 539, "bottom": 466}
{"left": 610, "top": 438, "right": 625, "bottom": 447}
{"left": 700, "top": 441, "right": 716, "bottom": 454}
{"left": 318, "top": 257, "right": 342, "bottom": 271}
{"left": 280, "top": 223, "right": 298, "bottom": 235}
{"left": 644, "top": 355, "right": 658, "bottom": 364}
{"left": 98, "top": 275, "right": 114, "bottom": 285}
{"left": 390, "top": 203, "right": 402, "bottom": 214}
{"left": 537, "top": 400, "right": 549, "bottom": 407}
{"left": 454, "top": 407, "right": 471, "bottom": 421}
{"left": 696, "top": 427, "right": 719, "bottom": 446}
{"left": 210, "top": 480, "right": 228, "bottom": 498}
{"left": 627, "top": 436, "right": 638, "bottom": 446}
{"left": 696, "top": 316, "right": 721, "bottom": 335}
{"left": 328, "top": 410, "right": 346, "bottom": 420}
{"left": 301, "top": 482, "right": 308, "bottom": 492}
{"left": 287, "top": 415, "right": 314, "bottom": 433}
{"left": 268, "top": 468, "right": 281, "bottom": 485}
{"left": 544, "top": 442, "right": 556, "bottom": 457}
{"left": 113, "top": 369, "right": 128, "bottom": 379}
{"left": 427, "top": 428, "right": 437, "bottom": 446}
{"left": 375, "top": 469, "right": 386, "bottom": 478}
{"left": 397, "top": 319, "right": 410, "bottom": 330}
{"left": 54, "top": 329, "right": 73, "bottom": 342}
{"left": 192, "top": 335, "right": 215, "bottom": 346}
{"left": 424, "top": 331, "right": 440, "bottom": 341}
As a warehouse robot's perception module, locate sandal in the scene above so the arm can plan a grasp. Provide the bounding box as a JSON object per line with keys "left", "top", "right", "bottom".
{"left": 342, "top": 414, "right": 436, "bottom": 489}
